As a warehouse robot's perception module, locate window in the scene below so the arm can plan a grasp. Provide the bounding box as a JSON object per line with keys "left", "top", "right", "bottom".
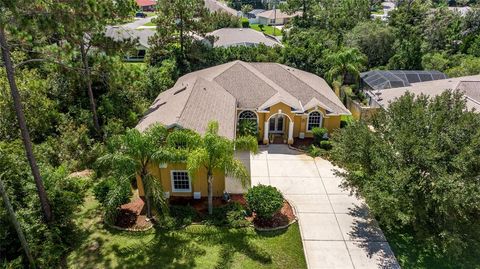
{"left": 171, "top": 171, "right": 191, "bottom": 192}
{"left": 238, "top": 110, "right": 257, "bottom": 122}
{"left": 307, "top": 111, "right": 323, "bottom": 131}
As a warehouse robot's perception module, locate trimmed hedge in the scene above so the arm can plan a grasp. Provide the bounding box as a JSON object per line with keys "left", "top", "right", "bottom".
{"left": 246, "top": 185, "right": 284, "bottom": 220}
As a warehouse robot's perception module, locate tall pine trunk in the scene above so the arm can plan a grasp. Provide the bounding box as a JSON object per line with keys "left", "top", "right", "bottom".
{"left": 207, "top": 173, "right": 213, "bottom": 215}
{"left": 0, "top": 175, "right": 36, "bottom": 268}
{"left": 79, "top": 40, "right": 101, "bottom": 136}
{"left": 0, "top": 25, "right": 52, "bottom": 222}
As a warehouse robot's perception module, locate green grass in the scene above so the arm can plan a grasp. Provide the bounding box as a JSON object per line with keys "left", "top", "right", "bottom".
{"left": 143, "top": 21, "right": 156, "bottom": 27}
{"left": 67, "top": 192, "right": 307, "bottom": 269}
{"left": 250, "top": 24, "right": 282, "bottom": 37}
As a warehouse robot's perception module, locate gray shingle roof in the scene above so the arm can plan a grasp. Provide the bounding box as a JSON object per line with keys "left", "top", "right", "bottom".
{"left": 104, "top": 26, "right": 154, "bottom": 48}
{"left": 208, "top": 28, "right": 282, "bottom": 48}
{"left": 136, "top": 61, "right": 350, "bottom": 138}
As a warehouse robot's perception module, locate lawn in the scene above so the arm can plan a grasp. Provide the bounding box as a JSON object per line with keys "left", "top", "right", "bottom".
{"left": 249, "top": 24, "right": 282, "bottom": 37}
{"left": 143, "top": 21, "right": 156, "bottom": 27}
{"left": 67, "top": 192, "right": 307, "bottom": 269}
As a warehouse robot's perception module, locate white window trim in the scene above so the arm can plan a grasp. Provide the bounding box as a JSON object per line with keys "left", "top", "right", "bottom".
{"left": 306, "top": 110, "right": 324, "bottom": 133}
{"left": 237, "top": 109, "right": 259, "bottom": 124}
{"left": 170, "top": 170, "right": 192, "bottom": 193}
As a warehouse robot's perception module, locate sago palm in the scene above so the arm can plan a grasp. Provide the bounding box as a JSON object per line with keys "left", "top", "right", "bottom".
{"left": 183, "top": 121, "right": 258, "bottom": 214}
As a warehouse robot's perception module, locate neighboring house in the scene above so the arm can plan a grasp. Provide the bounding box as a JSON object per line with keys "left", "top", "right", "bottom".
{"left": 136, "top": 0, "right": 156, "bottom": 12}
{"left": 135, "top": 61, "right": 350, "bottom": 198}
{"left": 104, "top": 26, "right": 155, "bottom": 61}
{"left": 207, "top": 28, "right": 282, "bottom": 48}
{"left": 204, "top": 0, "right": 240, "bottom": 17}
{"left": 256, "top": 9, "right": 300, "bottom": 25}
{"left": 246, "top": 9, "right": 266, "bottom": 24}
{"left": 360, "top": 70, "right": 448, "bottom": 107}
{"left": 370, "top": 75, "right": 480, "bottom": 111}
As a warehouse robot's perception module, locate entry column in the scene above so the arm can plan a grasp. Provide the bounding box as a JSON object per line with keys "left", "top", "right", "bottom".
{"left": 288, "top": 121, "right": 294, "bottom": 145}
{"left": 263, "top": 121, "right": 269, "bottom": 144}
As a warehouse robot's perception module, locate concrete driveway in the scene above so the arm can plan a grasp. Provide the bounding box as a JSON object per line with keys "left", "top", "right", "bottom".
{"left": 235, "top": 145, "right": 400, "bottom": 269}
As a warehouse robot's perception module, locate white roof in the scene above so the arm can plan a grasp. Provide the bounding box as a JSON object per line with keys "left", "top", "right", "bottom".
{"left": 208, "top": 28, "right": 282, "bottom": 48}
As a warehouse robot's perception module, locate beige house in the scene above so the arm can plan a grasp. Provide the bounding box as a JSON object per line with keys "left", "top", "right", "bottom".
{"left": 257, "top": 9, "right": 301, "bottom": 25}
{"left": 136, "top": 61, "right": 350, "bottom": 145}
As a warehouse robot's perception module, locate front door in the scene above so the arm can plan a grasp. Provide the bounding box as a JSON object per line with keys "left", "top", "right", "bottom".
{"left": 269, "top": 115, "right": 285, "bottom": 133}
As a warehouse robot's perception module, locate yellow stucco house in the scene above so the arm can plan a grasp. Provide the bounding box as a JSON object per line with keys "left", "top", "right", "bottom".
{"left": 135, "top": 61, "right": 350, "bottom": 198}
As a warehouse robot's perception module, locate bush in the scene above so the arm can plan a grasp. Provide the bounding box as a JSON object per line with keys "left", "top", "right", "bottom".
{"left": 241, "top": 18, "right": 250, "bottom": 28}
{"left": 237, "top": 119, "right": 258, "bottom": 137}
{"left": 246, "top": 185, "right": 284, "bottom": 220}
{"left": 319, "top": 140, "right": 333, "bottom": 150}
{"left": 311, "top": 127, "right": 328, "bottom": 145}
{"left": 204, "top": 201, "right": 247, "bottom": 227}
{"left": 169, "top": 205, "right": 198, "bottom": 227}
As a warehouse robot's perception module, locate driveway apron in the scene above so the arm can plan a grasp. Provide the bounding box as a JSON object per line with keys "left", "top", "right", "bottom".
{"left": 247, "top": 145, "right": 400, "bottom": 269}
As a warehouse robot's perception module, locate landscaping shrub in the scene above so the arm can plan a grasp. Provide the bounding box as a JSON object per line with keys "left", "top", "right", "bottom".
{"left": 311, "top": 127, "right": 328, "bottom": 145}
{"left": 237, "top": 119, "right": 258, "bottom": 137}
{"left": 169, "top": 205, "right": 198, "bottom": 227}
{"left": 246, "top": 185, "right": 284, "bottom": 220}
{"left": 204, "top": 201, "right": 247, "bottom": 227}
{"left": 319, "top": 140, "right": 333, "bottom": 150}
{"left": 93, "top": 177, "right": 114, "bottom": 205}
{"left": 241, "top": 18, "right": 250, "bottom": 28}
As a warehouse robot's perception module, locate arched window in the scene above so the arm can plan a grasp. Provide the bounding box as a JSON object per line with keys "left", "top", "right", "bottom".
{"left": 238, "top": 110, "right": 257, "bottom": 122}
{"left": 307, "top": 111, "right": 323, "bottom": 131}
{"left": 237, "top": 110, "right": 258, "bottom": 137}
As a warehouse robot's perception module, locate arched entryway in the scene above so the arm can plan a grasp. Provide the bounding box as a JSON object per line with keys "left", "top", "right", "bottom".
{"left": 264, "top": 112, "right": 294, "bottom": 145}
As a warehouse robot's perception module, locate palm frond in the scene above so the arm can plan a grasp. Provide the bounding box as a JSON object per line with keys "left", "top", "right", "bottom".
{"left": 143, "top": 174, "right": 168, "bottom": 216}
{"left": 186, "top": 148, "right": 209, "bottom": 181}
{"left": 235, "top": 135, "right": 259, "bottom": 154}
{"left": 224, "top": 159, "right": 250, "bottom": 187}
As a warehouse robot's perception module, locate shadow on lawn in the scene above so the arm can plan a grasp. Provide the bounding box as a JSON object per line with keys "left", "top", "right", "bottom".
{"left": 186, "top": 226, "right": 273, "bottom": 269}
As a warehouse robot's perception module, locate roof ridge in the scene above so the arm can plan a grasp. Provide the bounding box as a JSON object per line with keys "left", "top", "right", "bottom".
{"left": 280, "top": 64, "right": 347, "bottom": 113}
{"left": 238, "top": 61, "right": 299, "bottom": 109}
{"left": 177, "top": 77, "right": 200, "bottom": 125}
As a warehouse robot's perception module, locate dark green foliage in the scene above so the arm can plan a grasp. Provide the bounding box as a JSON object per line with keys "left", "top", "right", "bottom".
{"left": 0, "top": 142, "right": 88, "bottom": 268}
{"left": 311, "top": 127, "right": 328, "bottom": 146}
{"left": 319, "top": 140, "right": 332, "bottom": 150}
{"left": 330, "top": 91, "right": 480, "bottom": 267}
{"left": 241, "top": 18, "right": 249, "bottom": 28}
{"left": 237, "top": 119, "right": 258, "bottom": 137}
{"left": 204, "top": 201, "right": 248, "bottom": 227}
{"left": 93, "top": 177, "right": 130, "bottom": 206}
{"left": 167, "top": 205, "right": 198, "bottom": 228}
{"left": 246, "top": 185, "right": 284, "bottom": 220}
{"left": 208, "top": 11, "right": 241, "bottom": 30}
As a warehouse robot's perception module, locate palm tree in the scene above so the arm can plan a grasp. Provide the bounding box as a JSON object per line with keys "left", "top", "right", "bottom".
{"left": 97, "top": 125, "right": 184, "bottom": 219}
{"left": 0, "top": 25, "right": 53, "bottom": 222}
{"left": 183, "top": 121, "right": 258, "bottom": 214}
{"left": 326, "top": 47, "right": 367, "bottom": 84}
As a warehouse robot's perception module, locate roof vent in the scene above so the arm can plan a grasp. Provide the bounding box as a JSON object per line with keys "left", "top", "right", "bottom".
{"left": 174, "top": 87, "right": 187, "bottom": 95}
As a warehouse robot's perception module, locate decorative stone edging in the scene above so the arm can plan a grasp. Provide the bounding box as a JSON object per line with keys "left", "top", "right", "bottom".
{"left": 105, "top": 220, "right": 154, "bottom": 232}
{"left": 253, "top": 199, "right": 299, "bottom": 232}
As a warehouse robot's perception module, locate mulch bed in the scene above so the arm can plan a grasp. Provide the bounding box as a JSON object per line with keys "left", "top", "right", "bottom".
{"left": 253, "top": 200, "right": 296, "bottom": 229}
{"left": 114, "top": 198, "right": 152, "bottom": 229}
{"left": 292, "top": 138, "right": 314, "bottom": 149}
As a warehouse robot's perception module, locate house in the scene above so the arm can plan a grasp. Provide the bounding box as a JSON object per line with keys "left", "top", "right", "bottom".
{"left": 135, "top": 61, "right": 350, "bottom": 198}
{"left": 369, "top": 74, "right": 480, "bottom": 111}
{"left": 104, "top": 26, "right": 155, "bottom": 61}
{"left": 256, "top": 9, "right": 300, "bottom": 25}
{"left": 204, "top": 0, "right": 240, "bottom": 17}
{"left": 207, "top": 28, "right": 282, "bottom": 48}
{"left": 246, "top": 9, "right": 266, "bottom": 24}
{"left": 136, "top": 0, "right": 156, "bottom": 12}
